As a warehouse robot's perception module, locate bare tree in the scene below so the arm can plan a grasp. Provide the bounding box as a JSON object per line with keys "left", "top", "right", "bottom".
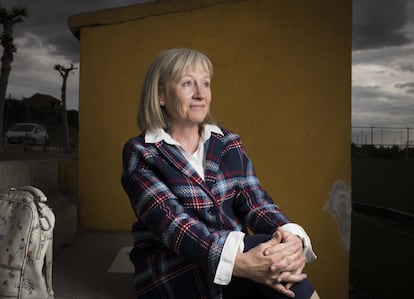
{"left": 0, "top": 5, "right": 27, "bottom": 151}
{"left": 54, "top": 63, "right": 76, "bottom": 152}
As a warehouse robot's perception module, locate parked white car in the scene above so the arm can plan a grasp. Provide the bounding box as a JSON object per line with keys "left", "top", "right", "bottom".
{"left": 6, "top": 123, "right": 49, "bottom": 145}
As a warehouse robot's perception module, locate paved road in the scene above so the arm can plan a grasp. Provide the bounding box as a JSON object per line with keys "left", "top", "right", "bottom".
{"left": 349, "top": 212, "right": 414, "bottom": 299}
{"left": 0, "top": 145, "right": 77, "bottom": 161}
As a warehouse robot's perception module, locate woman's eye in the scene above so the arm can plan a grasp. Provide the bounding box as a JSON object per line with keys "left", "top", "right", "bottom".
{"left": 182, "top": 81, "right": 192, "bottom": 87}
{"left": 203, "top": 81, "right": 210, "bottom": 87}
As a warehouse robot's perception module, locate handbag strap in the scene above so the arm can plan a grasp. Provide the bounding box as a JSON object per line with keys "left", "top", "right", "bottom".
{"left": 45, "top": 236, "right": 54, "bottom": 299}
{"left": 18, "top": 185, "right": 48, "bottom": 202}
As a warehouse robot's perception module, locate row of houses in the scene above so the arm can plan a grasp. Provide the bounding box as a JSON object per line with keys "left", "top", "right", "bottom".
{"left": 4, "top": 93, "right": 78, "bottom": 128}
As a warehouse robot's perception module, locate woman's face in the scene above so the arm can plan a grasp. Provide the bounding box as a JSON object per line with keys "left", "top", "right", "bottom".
{"left": 162, "top": 65, "right": 211, "bottom": 130}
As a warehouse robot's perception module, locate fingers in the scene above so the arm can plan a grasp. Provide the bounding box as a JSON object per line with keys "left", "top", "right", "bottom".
{"left": 285, "top": 282, "right": 294, "bottom": 291}
{"left": 273, "top": 282, "right": 295, "bottom": 298}
{"left": 264, "top": 230, "right": 305, "bottom": 276}
{"left": 270, "top": 267, "right": 307, "bottom": 298}
{"left": 273, "top": 260, "right": 306, "bottom": 285}
{"left": 269, "top": 247, "right": 305, "bottom": 273}
{"left": 273, "top": 230, "right": 282, "bottom": 243}
{"left": 263, "top": 233, "right": 282, "bottom": 250}
{"left": 264, "top": 236, "right": 302, "bottom": 257}
{"left": 280, "top": 229, "right": 303, "bottom": 248}
{"left": 273, "top": 270, "right": 307, "bottom": 283}
{"left": 271, "top": 259, "right": 305, "bottom": 280}
{"left": 278, "top": 228, "right": 303, "bottom": 247}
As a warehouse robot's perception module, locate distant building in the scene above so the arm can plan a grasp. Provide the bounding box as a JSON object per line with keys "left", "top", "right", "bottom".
{"left": 5, "top": 93, "right": 77, "bottom": 127}
{"left": 24, "top": 93, "right": 61, "bottom": 108}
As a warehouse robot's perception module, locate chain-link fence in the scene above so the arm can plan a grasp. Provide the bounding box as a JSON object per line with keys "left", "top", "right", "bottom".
{"left": 352, "top": 126, "right": 414, "bottom": 159}
{"left": 352, "top": 126, "right": 413, "bottom": 148}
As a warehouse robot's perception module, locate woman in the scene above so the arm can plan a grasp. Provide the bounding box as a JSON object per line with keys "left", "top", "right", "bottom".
{"left": 121, "top": 48, "right": 319, "bottom": 299}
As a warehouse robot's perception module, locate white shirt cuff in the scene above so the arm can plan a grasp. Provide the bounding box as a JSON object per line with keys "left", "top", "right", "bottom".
{"left": 281, "top": 223, "right": 317, "bottom": 262}
{"left": 213, "top": 231, "right": 245, "bottom": 285}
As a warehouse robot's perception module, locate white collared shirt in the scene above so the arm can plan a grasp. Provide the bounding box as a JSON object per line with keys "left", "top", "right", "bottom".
{"left": 145, "top": 125, "right": 316, "bottom": 285}
{"left": 145, "top": 124, "right": 223, "bottom": 180}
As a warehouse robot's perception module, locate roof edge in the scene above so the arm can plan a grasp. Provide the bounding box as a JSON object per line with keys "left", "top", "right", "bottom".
{"left": 67, "top": 0, "right": 237, "bottom": 39}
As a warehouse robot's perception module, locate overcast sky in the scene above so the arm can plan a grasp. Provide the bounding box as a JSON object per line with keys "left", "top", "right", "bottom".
{"left": 1, "top": 0, "right": 414, "bottom": 140}
{"left": 1, "top": 0, "right": 153, "bottom": 110}
{"left": 352, "top": 0, "right": 414, "bottom": 145}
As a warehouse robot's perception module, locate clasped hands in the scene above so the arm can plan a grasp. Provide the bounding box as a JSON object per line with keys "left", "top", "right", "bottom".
{"left": 233, "top": 228, "right": 306, "bottom": 298}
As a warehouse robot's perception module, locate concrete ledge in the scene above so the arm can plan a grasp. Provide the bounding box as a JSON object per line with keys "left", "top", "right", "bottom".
{"left": 0, "top": 160, "right": 65, "bottom": 194}
{"left": 0, "top": 161, "right": 32, "bottom": 191}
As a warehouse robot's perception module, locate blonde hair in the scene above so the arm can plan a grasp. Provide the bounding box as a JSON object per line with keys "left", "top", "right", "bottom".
{"left": 137, "top": 48, "right": 214, "bottom": 132}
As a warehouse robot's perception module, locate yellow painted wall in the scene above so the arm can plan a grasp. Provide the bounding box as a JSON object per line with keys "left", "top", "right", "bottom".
{"left": 69, "top": 0, "right": 351, "bottom": 297}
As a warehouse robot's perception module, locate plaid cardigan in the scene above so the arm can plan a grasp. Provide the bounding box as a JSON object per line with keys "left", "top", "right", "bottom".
{"left": 121, "top": 127, "right": 291, "bottom": 299}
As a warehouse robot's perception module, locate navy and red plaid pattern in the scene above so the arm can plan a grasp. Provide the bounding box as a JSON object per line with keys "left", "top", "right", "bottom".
{"left": 121, "top": 127, "right": 291, "bottom": 298}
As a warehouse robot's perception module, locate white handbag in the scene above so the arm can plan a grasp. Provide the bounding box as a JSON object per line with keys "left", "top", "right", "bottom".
{"left": 0, "top": 186, "right": 55, "bottom": 299}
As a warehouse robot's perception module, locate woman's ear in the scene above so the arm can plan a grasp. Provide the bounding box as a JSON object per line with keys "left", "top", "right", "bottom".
{"left": 158, "top": 87, "right": 167, "bottom": 106}
{"left": 159, "top": 95, "right": 166, "bottom": 106}
{"left": 158, "top": 90, "right": 166, "bottom": 106}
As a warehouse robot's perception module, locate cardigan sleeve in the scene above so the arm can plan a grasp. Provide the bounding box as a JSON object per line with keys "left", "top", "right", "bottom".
{"left": 121, "top": 138, "right": 227, "bottom": 277}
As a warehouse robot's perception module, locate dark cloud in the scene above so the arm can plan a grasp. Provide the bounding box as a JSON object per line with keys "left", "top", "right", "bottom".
{"left": 352, "top": 97, "right": 414, "bottom": 127}
{"left": 3, "top": 0, "right": 78, "bottom": 61}
{"left": 0, "top": 0, "right": 153, "bottom": 109}
{"left": 394, "top": 82, "right": 414, "bottom": 88}
{"left": 352, "top": 85, "right": 383, "bottom": 99}
{"left": 393, "top": 61, "right": 414, "bottom": 72}
{"left": 1, "top": 0, "right": 413, "bottom": 122}
{"left": 353, "top": 45, "right": 414, "bottom": 65}
{"left": 352, "top": 85, "right": 413, "bottom": 101}
{"left": 353, "top": 82, "right": 414, "bottom": 127}
{"left": 352, "top": 0, "right": 414, "bottom": 127}
{"left": 394, "top": 82, "right": 414, "bottom": 94}
{"left": 1, "top": 0, "right": 152, "bottom": 61}
{"left": 353, "top": 0, "right": 412, "bottom": 50}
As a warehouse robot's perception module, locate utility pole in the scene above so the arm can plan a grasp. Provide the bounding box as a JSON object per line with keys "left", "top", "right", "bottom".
{"left": 54, "top": 63, "right": 76, "bottom": 152}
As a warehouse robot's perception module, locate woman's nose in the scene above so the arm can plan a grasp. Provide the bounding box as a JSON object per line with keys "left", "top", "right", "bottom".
{"left": 193, "top": 83, "right": 205, "bottom": 99}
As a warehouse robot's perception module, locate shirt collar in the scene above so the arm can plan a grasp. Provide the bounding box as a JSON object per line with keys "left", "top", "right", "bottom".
{"left": 145, "top": 124, "right": 223, "bottom": 145}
